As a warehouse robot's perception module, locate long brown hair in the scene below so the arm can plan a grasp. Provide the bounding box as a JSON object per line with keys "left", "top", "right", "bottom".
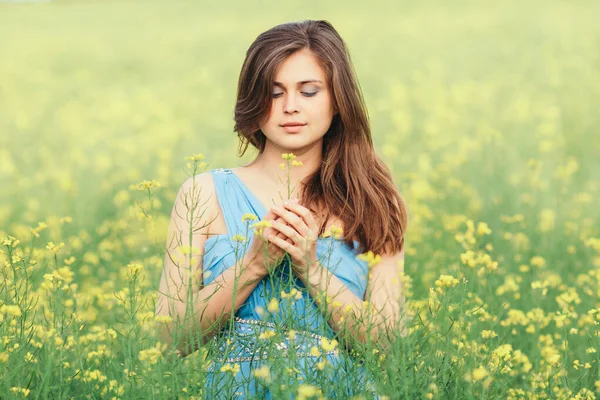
{"left": 233, "top": 20, "right": 408, "bottom": 256}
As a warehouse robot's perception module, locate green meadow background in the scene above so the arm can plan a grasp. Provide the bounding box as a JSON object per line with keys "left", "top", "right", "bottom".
{"left": 1, "top": 0, "right": 599, "bottom": 398}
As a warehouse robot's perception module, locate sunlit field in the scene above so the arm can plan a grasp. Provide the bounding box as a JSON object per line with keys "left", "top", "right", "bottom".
{"left": 1, "top": 0, "right": 600, "bottom": 398}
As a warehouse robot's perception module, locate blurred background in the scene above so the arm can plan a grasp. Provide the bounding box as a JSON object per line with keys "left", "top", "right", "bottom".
{"left": 1, "top": 0, "right": 599, "bottom": 291}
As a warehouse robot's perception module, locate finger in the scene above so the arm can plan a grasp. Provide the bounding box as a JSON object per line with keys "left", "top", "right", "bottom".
{"left": 274, "top": 219, "right": 293, "bottom": 244}
{"left": 267, "top": 234, "right": 292, "bottom": 253}
{"left": 271, "top": 220, "right": 302, "bottom": 243}
{"left": 282, "top": 202, "right": 319, "bottom": 233}
{"left": 271, "top": 205, "right": 309, "bottom": 238}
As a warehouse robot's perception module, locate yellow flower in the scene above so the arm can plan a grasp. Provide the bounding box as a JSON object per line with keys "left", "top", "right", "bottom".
{"left": 297, "top": 384, "right": 320, "bottom": 398}
{"left": 154, "top": 315, "right": 173, "bottom": 324}
{"left": 127, "top": 263, "right": 144, "bottom": 277}
{"left": 476, "top": 222, "right": 492, "bottom": 236}
{"left": 3, "top": 236, "right": 20, "bottom": 247}
{"left": 251, "top": 220, "right": 272, "bottom": 236}
{"left": 45, "top": 241, "right": 65, "bottom": 255}
{"left": 130, "top": 179, "right": 161, "bottom": 191}
{"left": 322, "top": 225, "right": 343, "bottom": 240}
{"left": 357, "top": 250, "right": 381, "bottom": 268}
{"left": 267, "top": 298, "right": 279, "bottom": 313}
{"left": 253, "top": 365, "right": 270, "bottom": 380}
{"left": 138, "top": 345, "right": 163, "bottom": 365}
{"left": 242, "top": 213, "right": 258, "bottom": 222}
{"left": 10, "top": 387, "right": 31, "bottom": 397}
{"left": 321, "top": 338, "right": 338, "bottom": 352}
{"left": 232, "top": 234, "right": 246, "bottom": 243}
{"left": 471, "top": 366, "right": 488, "bottom": 381}
{"left": 309, "top": 346, "right": 321, "bottom": 357}
{"left": 184, "top": 153, "right": 205, "bottom": 162}
{"left": 31, "top": 222, "right": 48, "bottom": 238}
{"left": 481, "top": 330, "right": 497, "bottom": 339}
{"left": 281, "top": 153, "right": 297, "bottom": 161}
{"left": 434, "top": 274, "right": 459, "bottom": 293}
{"left": 220, "top": 363, "right": 240, "bottom": 374}
{"left": 287, "top": 330, "right": 296, "bottom": 341}
{"left": 0, "top": 305, "right": 22, "bottom": 317}
{"left": 259, "top": 330, "right": 276, "bottom": 340}
{"left": 530, "top": 256, "right": 546, "bottom": 268}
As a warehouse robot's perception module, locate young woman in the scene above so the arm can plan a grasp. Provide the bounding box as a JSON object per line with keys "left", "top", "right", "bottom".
{"left": 156, "top": 20, "right": 409, "bottom": 399}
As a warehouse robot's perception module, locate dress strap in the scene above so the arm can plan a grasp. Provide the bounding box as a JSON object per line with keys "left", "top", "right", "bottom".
{"left": 209, "top": 168, "right": 263, "bottom": 244}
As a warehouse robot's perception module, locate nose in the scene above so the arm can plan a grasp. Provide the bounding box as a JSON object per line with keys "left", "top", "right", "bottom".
{"left": 283, "top": 93, "right": 299, "bottom": 114}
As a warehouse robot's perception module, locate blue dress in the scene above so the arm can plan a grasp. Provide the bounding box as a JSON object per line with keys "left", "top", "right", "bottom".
{"left": 200, "top": 168, "right": 380, "bottom": 399}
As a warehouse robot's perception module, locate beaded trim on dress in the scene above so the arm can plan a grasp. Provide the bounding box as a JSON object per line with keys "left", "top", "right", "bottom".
{"left": 211, "top": 317, "right": 338, "bottom": 363}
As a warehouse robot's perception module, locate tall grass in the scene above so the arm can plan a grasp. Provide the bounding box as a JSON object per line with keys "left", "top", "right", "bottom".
{"left": 1, "top": 0, "right": 599, "bottom": 398}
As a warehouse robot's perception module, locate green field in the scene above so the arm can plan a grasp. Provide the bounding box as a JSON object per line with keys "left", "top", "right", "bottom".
{"left": 1, "top": 0, "right": 600, "bottom": 398}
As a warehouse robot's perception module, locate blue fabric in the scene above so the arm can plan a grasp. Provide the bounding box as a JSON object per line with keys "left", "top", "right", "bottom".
{"left": 199, "top": 168, "right": 380, "bottom": 399}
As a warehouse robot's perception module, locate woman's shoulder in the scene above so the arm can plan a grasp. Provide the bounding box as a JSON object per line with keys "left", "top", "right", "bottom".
{"left": 175, "top": 171, "right": 227, "bottom": 233}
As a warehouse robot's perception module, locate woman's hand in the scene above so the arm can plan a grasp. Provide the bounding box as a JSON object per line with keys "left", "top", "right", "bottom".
{"left": 245, "top": 207, "right": 295, "bottom": 278}
{"left": 267, "top": 199, "right": 320, "bottom": 281}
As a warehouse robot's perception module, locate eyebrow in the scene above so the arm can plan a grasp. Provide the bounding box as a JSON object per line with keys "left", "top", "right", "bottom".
{"left": 273, "top": 80, "right": 323, "bottom": 88}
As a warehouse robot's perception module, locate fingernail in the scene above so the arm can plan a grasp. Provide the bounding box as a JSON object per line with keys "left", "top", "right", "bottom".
{"left": 292, "top": 198, "right": 299, "bottom": 202}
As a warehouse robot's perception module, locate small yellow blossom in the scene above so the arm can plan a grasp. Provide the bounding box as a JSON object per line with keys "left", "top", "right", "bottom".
{"left": 297, "top": 384, "right": 321, "bottom": 398}
{"left": 357, "top": 250, "right": 382, "bottom": 268}
{"left": 530, "top": 256, "right": 546, "bottom": 268}
{"left": 0, "top": 305, "right": 22, "bottom": 317}
{"left": 242, "top": 213, "right": 258, "bottom": 222}
{"left": 253, "top": 365, "right": 270, "bottom": 380}
{"left": 45, "top": 241, "right": 65, "bottom": 255}
{"left": 184, "top": 153, "right": 205, "bottom": 162}
{"left": 321, "top": 338, "right": 338, "bottom": 352}
{"left": 251, "top": 220, "right": 272, "bottom": 236}
{"left": 220, "top": 363, "right": 240, "bottom": 374}
{"left": 232, "top": 234, "right": 246, "bottom": 243}
{"left": 476, "top": 222, "right": 492, "bottom": 236}
{"left": 259, "top": 330, "right": 276, "bottom": 340}
{"left": 267, "top": 298, "right": 279, "bottom": 313}
{"left": 130, "top": 180, "right": 161, "bottom": 191}
{"left": 154, "top": 315, "right": 173, "bottom": 324}
{"left": 481, "top": 330, "right": 497, "bottom": 339}
{"left": 471, "top": 366, "right": 488, "bottom": 381}
{"left": 281, "top": 153, "right": 297, "bottom": 161}
{"left": 322, "top": 225, "right": 344, "bottom": 240}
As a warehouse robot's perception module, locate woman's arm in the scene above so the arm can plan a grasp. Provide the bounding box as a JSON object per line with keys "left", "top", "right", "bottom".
{"left": 155, "top": 173, "right": 267, "bottom": 357}
{"left": 157, "top": 253, "right": 266, "bottom": 358}
{"left": 297, "top": 249, "right": 406, "bottom": 352}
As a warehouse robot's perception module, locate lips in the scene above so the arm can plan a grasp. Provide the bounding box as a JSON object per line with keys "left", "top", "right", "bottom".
{"left": 282, "top": 124, "right": 305, "bottom": 133}
{"left": 281, "top": 123, "right": 306, "bottom": 127}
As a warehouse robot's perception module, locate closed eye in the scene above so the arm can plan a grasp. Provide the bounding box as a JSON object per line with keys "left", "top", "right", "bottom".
{"left": 273, "top": 92, "right": 318, "bottom": 98}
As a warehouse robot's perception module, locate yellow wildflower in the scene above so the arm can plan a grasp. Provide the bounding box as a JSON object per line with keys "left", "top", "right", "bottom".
{"left": 259, "top": 330, "right": 276, "bottom": 340}
{"left": 309, "top": 346, "right": 321, "bottom": 357}
{"left": 321, "top": 338, "right": 338, "bottom": 352}
{"left": 481, "top": 330, "right": 497, "bottom": 339}
{"left": 471, "top": 366, "right": 488, "bottom": 381}
{"left": 357, "top": 250, "right": 382, "bottom": 268}
{"left": 242, "top": 213, "right": 258, "bottom": 222}
{"left": 267, "top": 298, "right": 279, "bottom": 313}
{"left": 253, "top": 365, "right": 270, "bottom": 380}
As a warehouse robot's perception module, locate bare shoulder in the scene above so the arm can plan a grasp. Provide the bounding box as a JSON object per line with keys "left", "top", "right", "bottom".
{"left": 173, "top": 171, "right": 226, "bottom": 237}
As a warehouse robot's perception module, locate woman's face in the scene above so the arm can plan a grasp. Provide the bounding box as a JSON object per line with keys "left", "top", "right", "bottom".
{"left": 259, "top": 48, "right": 336, "bottom": 153}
